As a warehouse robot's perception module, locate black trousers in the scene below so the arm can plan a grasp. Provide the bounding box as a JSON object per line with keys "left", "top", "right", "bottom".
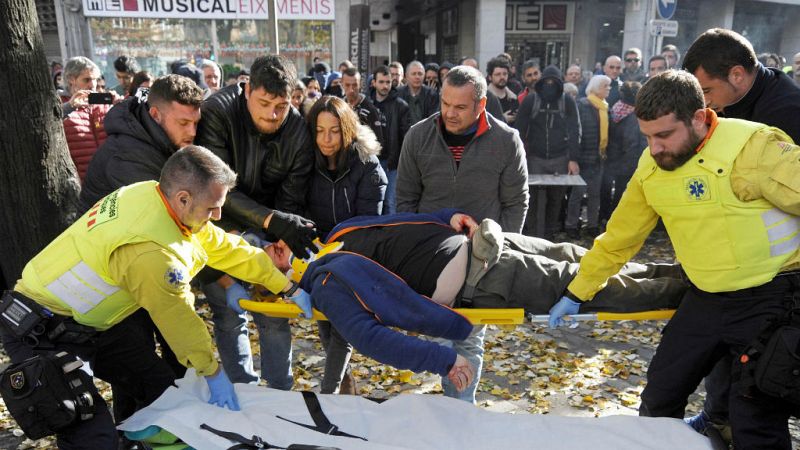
{"left": 111, "top": 309, "right": 185, "bottom": 423}
{"left": 639, "top": 275, "right": 798, "bottom": 450}
{"left": 1, "top": 310, "right": 178, "bottom": 450}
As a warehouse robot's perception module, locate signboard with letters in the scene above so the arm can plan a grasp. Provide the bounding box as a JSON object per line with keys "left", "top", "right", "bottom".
{"left": 82, "top": 0, "right": 335, "bottom": 20}
{"left": 649, "top": 19, "right": 678, "bottom": 37}
{"left": 349, "top": 4, "right": 369, "bottom": 75}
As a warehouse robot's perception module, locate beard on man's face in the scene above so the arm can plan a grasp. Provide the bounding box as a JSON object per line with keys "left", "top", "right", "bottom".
{"left": 654, "top": 129, "right": 704, "bottom": 171}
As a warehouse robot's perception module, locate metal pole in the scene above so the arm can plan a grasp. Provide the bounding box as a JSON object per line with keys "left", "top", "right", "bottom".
{"left": 268, "top": 0, "right": 279, "bottom": 54}
{"left": 211, "top": 19, "right": 219, "bottom": 60}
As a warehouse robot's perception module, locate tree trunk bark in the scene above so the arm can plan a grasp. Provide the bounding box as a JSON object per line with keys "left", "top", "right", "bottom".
{"left": 0, "top": 0, "right": 80, "bottom": 286}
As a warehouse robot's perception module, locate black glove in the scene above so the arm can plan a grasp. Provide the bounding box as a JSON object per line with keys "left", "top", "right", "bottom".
{"left": 266, "top": 211, "right": 318, "bottom": 259}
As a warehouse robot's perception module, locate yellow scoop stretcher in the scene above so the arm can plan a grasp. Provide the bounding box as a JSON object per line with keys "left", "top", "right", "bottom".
{"left": 239, "top": 299, "right": 676, "bottom": 325}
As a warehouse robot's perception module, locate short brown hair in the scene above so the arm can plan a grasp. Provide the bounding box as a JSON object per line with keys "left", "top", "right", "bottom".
{"left": 148, "top": 74, "right": 204, "bottom": 108}
{"left": 636, "top": 70, "right": 704, "bottom": 125}
{"left": 306, "top": 96, "right": 360, "bottom": 168}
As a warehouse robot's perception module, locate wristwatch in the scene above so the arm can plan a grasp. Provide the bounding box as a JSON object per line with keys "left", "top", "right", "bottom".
{"left": 283, "top": 281, "right": 300, "bottom": 297}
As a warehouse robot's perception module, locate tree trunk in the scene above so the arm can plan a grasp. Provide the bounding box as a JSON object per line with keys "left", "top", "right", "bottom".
{"left": 0, "top": 0, "right": 80, "bottom": 286}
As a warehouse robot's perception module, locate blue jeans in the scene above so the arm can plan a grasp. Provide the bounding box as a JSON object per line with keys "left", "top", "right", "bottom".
{"left": 435, "top": 325, "right": 486, "bottom": 403}
{"left": 380, "top": 160, "right": 397, "bottom": 215}
{"left": 202, "top": 281, "right": 293, "bottom": 390}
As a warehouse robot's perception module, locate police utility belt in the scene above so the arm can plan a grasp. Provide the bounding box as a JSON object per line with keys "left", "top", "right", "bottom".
{"left": 0, "top": 291, "right": 98, "bottom": 439}
{"left": 736, "top": 271, "right": 800, "bottom": 405}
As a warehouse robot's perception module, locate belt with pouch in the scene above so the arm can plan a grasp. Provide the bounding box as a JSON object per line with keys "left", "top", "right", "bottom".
{"left": 0, "top": 291, "right": 97, "bottom": 348}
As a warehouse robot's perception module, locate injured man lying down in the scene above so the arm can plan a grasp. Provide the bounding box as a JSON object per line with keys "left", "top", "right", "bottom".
{"left": 255, "top": 209, "right": 686, "bottom": 392}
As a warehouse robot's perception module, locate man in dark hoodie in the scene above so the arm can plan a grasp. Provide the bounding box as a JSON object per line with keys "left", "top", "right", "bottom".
{"left": 515, "top": 65, "right": 580, "bottom": 239}
{"left": 370, "top": 65, "right": 411, "bottom": 214}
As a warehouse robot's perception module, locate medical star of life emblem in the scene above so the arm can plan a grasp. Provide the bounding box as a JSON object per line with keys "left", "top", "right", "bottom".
{"left": 10, "top": 371, "right": 24, "bottom": 389}
{"left": 685, "top": 176, "right": 709, "bottom": 201}
{"left": 164, "top": 267, "right": 185, "bottom": 288}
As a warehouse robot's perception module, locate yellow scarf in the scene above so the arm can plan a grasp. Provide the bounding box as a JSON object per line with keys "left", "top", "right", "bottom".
{"left": 588, "top": 94, "right": 609, "bottom": 156}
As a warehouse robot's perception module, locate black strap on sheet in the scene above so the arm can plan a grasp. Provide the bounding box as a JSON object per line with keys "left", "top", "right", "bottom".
{"left": 200, "top": 422, "right": 344, "bottom": 450}
{"left": 200, "top": 423, "right": 284, "bottom": 449}
{"left": 276, "top": 391, "right": 367, "bottom": 441}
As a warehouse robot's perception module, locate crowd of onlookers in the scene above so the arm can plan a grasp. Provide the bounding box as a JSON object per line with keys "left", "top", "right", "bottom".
{"left": 27, "top": 27, "right": 800, "bottom": 450}
{"left": 52, "top": 41, "right": 800, "bottom": 244}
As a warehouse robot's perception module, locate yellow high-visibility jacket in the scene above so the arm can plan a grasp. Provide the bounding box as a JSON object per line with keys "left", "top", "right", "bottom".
{"left": 16, "top": 180, "right": 288, "bottom": 375}
{"left": 569, "top": 115, "right": 800, "bottom": 301}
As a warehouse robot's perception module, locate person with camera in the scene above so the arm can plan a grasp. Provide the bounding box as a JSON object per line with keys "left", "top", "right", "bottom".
{"left": 0, "top": 147, "right": 309, "bottom": 450}
{"left": 194, "top": 55, "right": 317, "bottom": 391}
{"left": 59, "top": 56, "right": 115, "bottom": 183}
{"left": 548, "top": 70, "right": 800, "bottom": 450}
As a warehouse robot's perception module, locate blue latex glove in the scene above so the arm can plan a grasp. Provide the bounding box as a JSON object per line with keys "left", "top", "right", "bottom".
{"left": 287, "top": 288, "right": 313, "bottom": 319}
{"left": 548, "top": 296, "right": 581, "bottom": 328}
{"left": 225, "top": 282, "right": 249, "bottom": 315}
{"left": 206, "top": 369, "right": 240, "bottom": 411}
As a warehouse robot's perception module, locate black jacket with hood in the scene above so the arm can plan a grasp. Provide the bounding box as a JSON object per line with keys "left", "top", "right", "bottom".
{"left": 78, "top": 96, "right": 177, "bottom": 214}
{"left": 515, "top": 65, "right": 580, "bottom": 164}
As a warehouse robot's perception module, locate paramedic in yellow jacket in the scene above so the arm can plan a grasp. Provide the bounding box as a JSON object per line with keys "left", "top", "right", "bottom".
{"left": 548, "top": 71, "right": 800, "bottom": 450}
{"left": 0, "top": 146, "right": 310, "bottom": 450}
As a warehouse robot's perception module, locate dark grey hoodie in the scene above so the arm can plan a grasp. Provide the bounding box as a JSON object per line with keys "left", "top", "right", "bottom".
{"left": 514, "top": 65, "right": 580, "bottom": 162}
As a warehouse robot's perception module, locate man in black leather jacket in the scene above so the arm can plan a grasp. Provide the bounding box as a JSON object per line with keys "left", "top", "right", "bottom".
{"left": 194, "top": 55, "right": 317, "bottom": 390}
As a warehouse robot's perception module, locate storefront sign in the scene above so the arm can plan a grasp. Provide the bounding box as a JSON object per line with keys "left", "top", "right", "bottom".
{"left": 83, "top": 0, "right": 335, "bottom": 20}
{"left": 349, "top": 4, "right": 369, "bottom": 74}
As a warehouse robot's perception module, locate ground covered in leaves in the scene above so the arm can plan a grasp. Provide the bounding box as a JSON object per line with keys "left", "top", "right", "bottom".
{"left": 1, "top": 229, "right": 798, "bottom": 449}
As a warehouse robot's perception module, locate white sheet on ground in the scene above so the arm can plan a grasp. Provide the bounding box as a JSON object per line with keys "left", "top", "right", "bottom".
{"left": 119, "top": 370, "right": 713, "bottom": 450}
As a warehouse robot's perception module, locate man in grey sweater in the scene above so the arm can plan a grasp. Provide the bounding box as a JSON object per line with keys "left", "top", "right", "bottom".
{"left": 396, "top": 65, "right": 528, "bottom": 233}
{"left": 396, "top": 65, "right": 529, "bottom": 404}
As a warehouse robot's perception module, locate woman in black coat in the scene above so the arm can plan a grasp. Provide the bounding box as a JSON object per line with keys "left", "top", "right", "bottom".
{"left": 305, "top": 96, "right": 387, "bottom": 235}
{"left": 305, "top": 95, "right": 387, "bottom": 394}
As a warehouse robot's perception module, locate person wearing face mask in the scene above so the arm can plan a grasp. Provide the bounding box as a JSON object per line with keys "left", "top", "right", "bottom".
{"left": 515, "top": 65, "right": 580, "bottom": 239}
{"left": 194, "top": 55, "right": 318, "bottom": 392}
{"left": 324, "top": 71, "right": 344, "bottom": 98}
{"left": 302, "top": 76, "right": 322, "bottom": 102}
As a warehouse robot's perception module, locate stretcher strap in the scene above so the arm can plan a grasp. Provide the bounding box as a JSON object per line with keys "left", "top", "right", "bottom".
{"left": 200, "top": 423, "right": 285, "bottom": 449}
{"left": 458, "top": 241, "right": 475, "bottom": 307}
{"left": 276, "top": 391, "right": 367, "bottom": 441}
